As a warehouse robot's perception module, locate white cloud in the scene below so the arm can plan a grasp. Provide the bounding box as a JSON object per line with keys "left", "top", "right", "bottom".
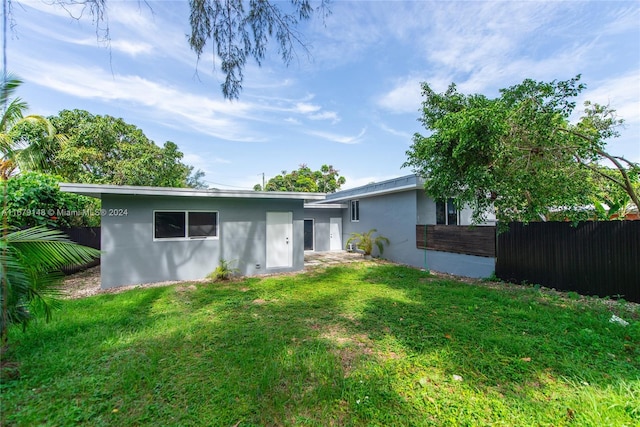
{"left": 378, "top": 123, "right": 413, "bottom": 140}
{"left": 257, "top": 96, "right": 340, "bottom": 123}
{"left": 295, "top": 102, "right": 321, "bottom": 114}
{"left": 306, "top": 128, "right": 366, "bottom": 144}
{"left": 109, "top": 40, "right": 154, "bottom": 57}
{"left": 183, "top": 152, "right": 230, "bottom": 166}
{"left": 30, "top": 33, "right": 153, "bottom": 57}
{"left": 578, "top": 71, "right": 640, "bottom": 163}
{"left": 376, "top": 77, "right": 423, "bottom": 114}
{"left": 308, "top": 111, "right": 340, "bottom": 123}
{"left": 284, "top": 117, "right": 301, "bottom": 125}
{"left": 15, "top": 54, "right": 268, "bottom": 142}
{"left": 582, "top": 72, "right": 640, "bottom": 125}
{"left": 14, "top": 1, "right": 198, "bottom": 67}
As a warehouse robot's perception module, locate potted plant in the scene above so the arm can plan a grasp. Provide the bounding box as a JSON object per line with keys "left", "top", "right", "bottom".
{"left": 345, "top": 229, "right": 389, "bottom": 258}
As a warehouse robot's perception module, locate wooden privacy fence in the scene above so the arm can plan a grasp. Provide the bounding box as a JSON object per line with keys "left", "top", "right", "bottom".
{"left": 416, "top": 221, "right": 639, "bottom": 302}
{"left": 60, "top": 227, "right": 101, "bottom": 275}
{"left": 416, "top": 224, "right": 496, "bottom": 257}
{"left": 496, "top": 221, "right": 640, "bottom": 303}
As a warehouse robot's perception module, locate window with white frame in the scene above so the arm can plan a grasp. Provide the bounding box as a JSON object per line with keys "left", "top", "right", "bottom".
{"left": 436, "top": 199, "right": 458, "bottom": 225}
{"left": 154, "top": 211, "right": 218, "bottom": 239}
{"left": 350, "top": 200, "right": 360, "bottom": 222}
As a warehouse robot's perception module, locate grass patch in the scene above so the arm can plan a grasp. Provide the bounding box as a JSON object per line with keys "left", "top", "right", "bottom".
{"left": 2, "top": 262, "right": 639, "bottom": 426}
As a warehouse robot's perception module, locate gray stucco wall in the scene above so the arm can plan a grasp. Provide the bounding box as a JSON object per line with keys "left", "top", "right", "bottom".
{"left": 340, "top": 190, "right": 495, "bottom": 279}
{"left": 101, "top": 194, "right": 305, "bottom": 288}
{"left": 341, "top": 190, "right": 419, "bottom": 261}
{"left": 304, "top": 207, "right": 343, "bottom": 252}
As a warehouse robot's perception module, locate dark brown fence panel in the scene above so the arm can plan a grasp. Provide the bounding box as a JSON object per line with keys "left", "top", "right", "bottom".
{"left": 496, "top": 221, "right": 640, "bottom": 302}
{"left": 416, "top": 225, "right": 496, "bottom": 257}
{"left": 59, "top": 227, "right": 101, "bottom": 275}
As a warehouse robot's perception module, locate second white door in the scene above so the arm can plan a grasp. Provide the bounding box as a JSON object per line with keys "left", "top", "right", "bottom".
{"left": 329, "top": 217, "right": 342, "bottom": 251}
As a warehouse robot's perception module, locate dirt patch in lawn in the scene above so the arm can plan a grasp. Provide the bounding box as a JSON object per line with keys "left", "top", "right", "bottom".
{"left": 62, "top": 266, "right": 102, "bottom": 299}
{"left": 61, "top": 266, "right": 208, "bottom": 299}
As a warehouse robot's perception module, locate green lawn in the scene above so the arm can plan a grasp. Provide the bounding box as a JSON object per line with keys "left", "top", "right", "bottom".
{"left": 2, "top": 262, "right": 639, "bottom": 426}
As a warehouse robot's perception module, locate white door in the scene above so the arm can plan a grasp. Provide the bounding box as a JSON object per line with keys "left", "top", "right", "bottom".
{"left": 329, "top": 217, "right": 342, "bottom": 251}
{"left": 267, "top": 211, "right": 293, "bottom": 268}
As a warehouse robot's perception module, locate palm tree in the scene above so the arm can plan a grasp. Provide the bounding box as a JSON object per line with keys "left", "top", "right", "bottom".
{"left": 346, "top": 229, "right": 390, "bottom": 257}
{"left": 1, "top": 74, "right": 64, "bottom": 179}
{"left": 0, "top": 227, "right": 100, "bottom": 349}
{"left": 1, "top": 76, "right": 96, "bottom": 354}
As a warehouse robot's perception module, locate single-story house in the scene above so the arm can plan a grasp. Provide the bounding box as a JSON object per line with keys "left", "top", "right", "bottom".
{"left": 60, "top": 183, "right": 325, "bottom": 288}
{"left": 61, "top": 174, "right": 496, "bottom": 289}
{"left": 304, "top": 174, "right": 496, "bottom": 278}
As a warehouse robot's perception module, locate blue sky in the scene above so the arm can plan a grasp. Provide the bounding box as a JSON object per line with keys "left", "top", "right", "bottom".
{"left": 6, "top": 0, "right": 640, "bottom": 190}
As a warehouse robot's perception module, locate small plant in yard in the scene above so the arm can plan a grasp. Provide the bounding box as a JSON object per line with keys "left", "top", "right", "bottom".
{"left": 346, "top": 228, "right": 389, "bottom": 257}
{"left": 567, "top": 291, "right": 580, "bottom": 300}
{"left": 481, "top": 271, "right": 500, "bottom": 282}
{"left": 207, "top": 258, "right": 239, "bottom": 281}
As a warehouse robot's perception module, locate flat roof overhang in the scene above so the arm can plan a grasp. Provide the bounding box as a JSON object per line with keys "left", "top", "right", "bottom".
{"left": 303, "top": 203, "right": 348, "bottom": 209}
{"left": 60, "top": 183, "right": 326, "bottom": 201}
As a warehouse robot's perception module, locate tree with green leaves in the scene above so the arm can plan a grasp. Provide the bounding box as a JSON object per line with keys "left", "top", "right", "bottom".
{"left": 590, "top": 165, "right": 639, "bottom": 220}
{"left": 49, "top": 0, "right": 330, "bottom": 99}
{"left": 13, "top": 109, "right": 203, "bottom": 188}
{"left": 254, "top": 164, "right": 346, "bottom": 193}
{"left": 403, "top": 75, "right": 639, "bottom": 224}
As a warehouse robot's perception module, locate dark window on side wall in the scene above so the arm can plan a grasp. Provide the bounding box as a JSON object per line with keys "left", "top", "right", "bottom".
{"left": 154, "top": 211, "right": 218, "bottom": 239}
{"left": 447, "top": 199, "right": 458, "bottom": 225}
{"left": 155, "top": 211, "right": 186, "bottom": 238}
{"left": 351, "top": 200, "right": 360, "bottom": 222}
{"left": 188, "top": 211, "right": 218, "bottom": 238}
{"left": 436, "top": 199, "right": 458, "bottom": 225}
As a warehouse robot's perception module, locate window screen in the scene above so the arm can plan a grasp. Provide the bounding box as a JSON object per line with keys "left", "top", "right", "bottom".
{"left": 436, "top": 200, "right": 446, "bottom": 225}
{"left": 154, "top": 211, "right": 186, "bottom": 238}
{"left": 447, "top": 199, "right": 458, "bottom": 226}
{"left": 188, "top": 211, "right": 218, "bottom": 238}
{"left": 436, "top": 199, "right": 458, "bottom": 225}
{"left": 351, "top": 200, "right": 360, "bottom": 222}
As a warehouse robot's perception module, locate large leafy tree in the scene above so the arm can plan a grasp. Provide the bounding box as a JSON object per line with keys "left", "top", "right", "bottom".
{"left": 50, "top": 0, "right": 330, "bottom": 99}
{"left": 254, "top": 164, "right": 346, "bottom": 193}
{"left": 404, "top": 75, "right": 639, "bottom": 224}
{"left": 14, "top": 109, "right": 199, "bottom": 187}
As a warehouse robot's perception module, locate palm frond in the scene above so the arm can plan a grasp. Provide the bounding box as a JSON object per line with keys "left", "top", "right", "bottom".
{"left": 0, "top": 249, "right": 34, "bottom": 332}
{"left": 0, "top": 74, "right": 24, "bottom": 107}
{"left": 1, "top": 226, "right": 100, "bottom": 337}
{"left": 1, "top": 97, "right": 27, "bottom": 133}
{"left": 5, "top": 226, "right": 101, "bottom": 271}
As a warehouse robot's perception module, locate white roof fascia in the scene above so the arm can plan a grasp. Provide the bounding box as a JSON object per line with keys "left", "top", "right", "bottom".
{"left": 320, "top": 183, "right": 422, "bottom": 203}
{"left": 60, "top": 183, "right": 326, "bottom": 201}
{"left": 303, "top": 203, "right": 348, "bottom": 209}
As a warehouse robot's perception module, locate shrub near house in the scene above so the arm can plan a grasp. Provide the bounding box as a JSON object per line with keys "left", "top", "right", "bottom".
{"left": 2, "top": 172, "right": 99, "bottom": 228}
